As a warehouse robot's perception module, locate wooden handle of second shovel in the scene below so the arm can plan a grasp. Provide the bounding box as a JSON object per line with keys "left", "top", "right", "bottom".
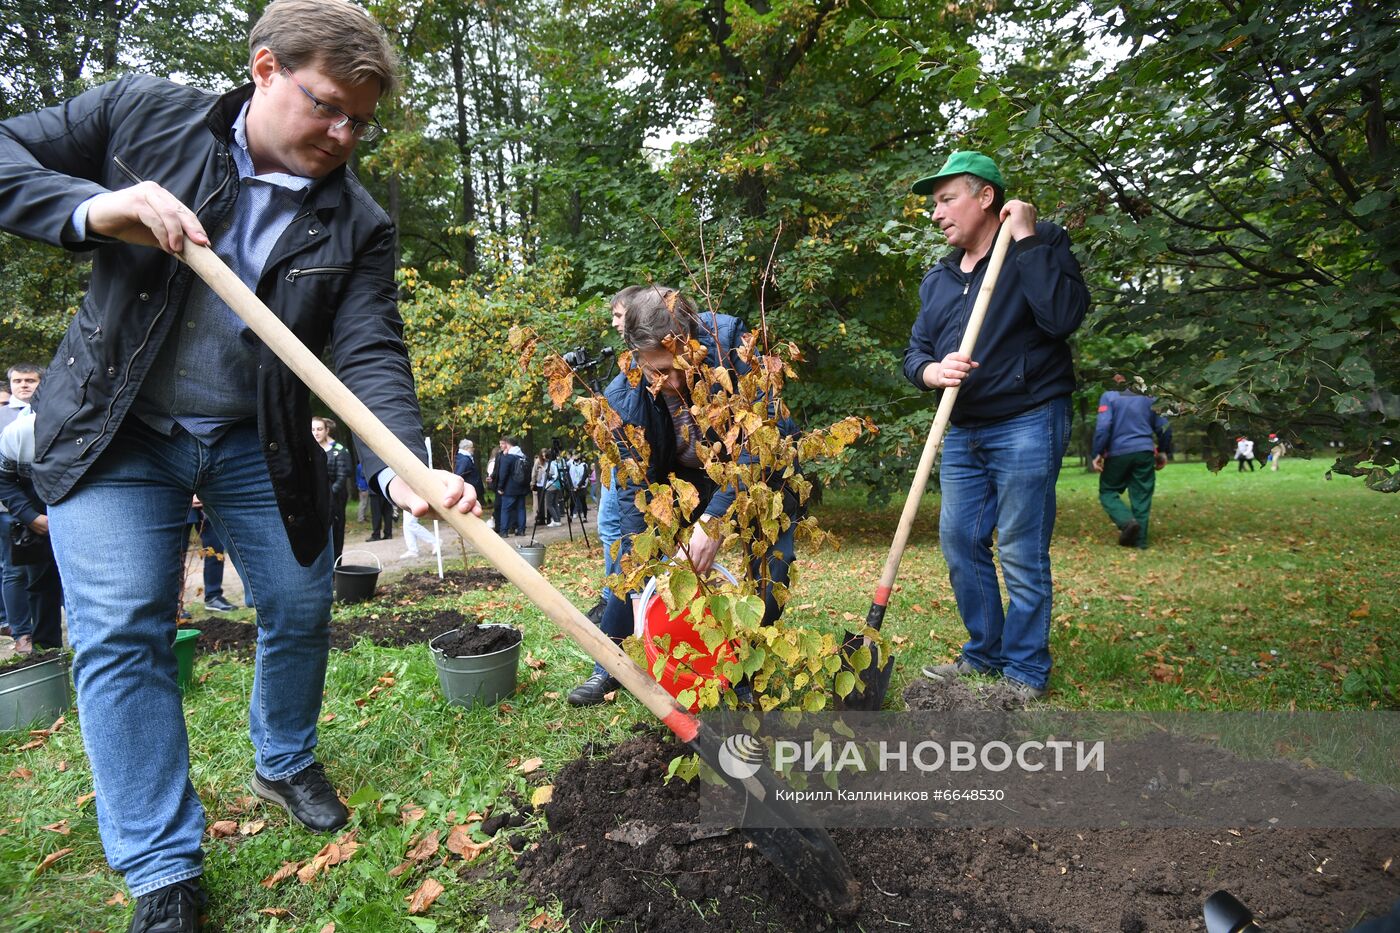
{"left": 869, "top": 222, "right": 1016, "bottom": 617}
{"left": 179, "top": 243, "right": 701, "bottom": 740}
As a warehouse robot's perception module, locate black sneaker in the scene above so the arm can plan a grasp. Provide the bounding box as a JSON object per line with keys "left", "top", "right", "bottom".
{"left": 567, "top": 671, "right": 621, "bottom": 707}
{"left": 1118, "top": 520, "right": 1142, "bottom": 547}
{"left": 250, "top": 762, "right": 349, "bottom": 833}
{"left": 203, "top": 596, "right": 236, "bottom": 613}
{"left": 128, "top": 878, "right": 207, "bottom": 932}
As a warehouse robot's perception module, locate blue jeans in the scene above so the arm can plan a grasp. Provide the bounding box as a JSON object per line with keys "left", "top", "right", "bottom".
{"left": 938, "top": 397, "right": 1070, "bottom": 690}
{"left": 593, "top": 516, "right": 797, "bottom": 679}
{"left": 48, "top": 419, "right": 333, "bottom": 897}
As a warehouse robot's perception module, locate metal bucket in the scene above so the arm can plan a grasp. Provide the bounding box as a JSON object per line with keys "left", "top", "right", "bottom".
{"left": 0, "top": 654, "right": 70, "bottom": 732}
{"left": 429, "top": 625, "right": 522, "bottom": 708}
{"left": 516, "top": 544, "right": 546, "bottom": 570}
{"left": 334, "top": 549, "right": 382, "bottom": 603}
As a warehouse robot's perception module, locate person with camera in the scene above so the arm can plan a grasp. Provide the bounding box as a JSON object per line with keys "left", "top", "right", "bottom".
{"left": 567, "top": 284, "right": 804, "bottom": 706}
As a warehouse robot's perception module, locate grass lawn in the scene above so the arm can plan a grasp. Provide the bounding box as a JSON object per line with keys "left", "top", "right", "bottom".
{"left": 2, "top": 460, "right": 1396, "bottom": 931}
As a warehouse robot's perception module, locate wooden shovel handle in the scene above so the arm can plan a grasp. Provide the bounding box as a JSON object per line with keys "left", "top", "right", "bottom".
{"left": 872, "top": 222, "right": 1016, "bottom": 607}
{"left": 179, "top": 243, "right": 700, "bottom": 740}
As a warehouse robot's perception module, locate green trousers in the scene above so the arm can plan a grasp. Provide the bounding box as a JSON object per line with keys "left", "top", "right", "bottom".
{"left": 1098, "top": 450, "right": 1157, "bottom": 547}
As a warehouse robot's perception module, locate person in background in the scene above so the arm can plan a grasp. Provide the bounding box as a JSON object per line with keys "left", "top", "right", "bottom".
{"left": 567, "top": 451, "right": 589, "bottom": 521}
{"left": 494, "top": 437, "right": 529, "bottom": 536}
{"left": 1267, "top": 433, "right": 1287, "bottom": 472}
{"left": 0, "top": 363, "right": 43, "bottom": 649}
{"left": 903, "top": 151, "right": 1088, "bottom": 703}
{"left": 0, "top": 1, "right": 479, "bottom": 924}
{"left": 453, "top": 438, "right": 484, "bottom": 507}
{"left": 1234, "top": 436, "right": 1258, "bottom": 471}
{"left": 184, "top": 496, "right": 235, "bottom": 612}
{"left": 354, "top": 461, "right": 370, "bottom": 522}
{"left": 1091, "top": 377, "right": 1171, "bottom": 549}
{"left": 312, "top": 416, "right": 351, "bottom": 558}
{"left": 0, "top": 368, "right": 61, "bottom": 654}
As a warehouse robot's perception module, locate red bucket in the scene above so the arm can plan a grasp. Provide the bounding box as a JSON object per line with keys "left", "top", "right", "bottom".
{"left": 638, "top": 566, "right": 738, "bottom": 710}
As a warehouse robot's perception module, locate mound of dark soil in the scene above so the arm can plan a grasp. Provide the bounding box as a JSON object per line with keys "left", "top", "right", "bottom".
{"left": 430, "top": 621, "right": 521, "bottom": 657}
{"left": 377, "top": 567, "right": 508, "bottom": 603}
{"left": 190, "top": 607, "right": 486, "bottom": 655}
{"left": 190, "top": 567, "right": 509, "bottom": 656}
{"left": 517, "top": 728, "right": 1400, "bottom": 932}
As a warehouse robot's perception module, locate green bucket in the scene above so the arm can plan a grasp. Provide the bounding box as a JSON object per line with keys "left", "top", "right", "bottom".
{"left": 0, "top": 654, "right": 70, "bottom": 732}
{"left": 174, "top": 628, "right": 201, "bottom": 692}
{"left": 430, "top": 626, "right": 522, "bottom": 708}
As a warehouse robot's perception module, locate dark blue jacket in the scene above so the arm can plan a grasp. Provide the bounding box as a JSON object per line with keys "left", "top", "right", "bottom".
{"left": 903, "top": 221, "right": 1088, "bottom": 426}
{"left": 604, "top": 311, "right": 801, "bottom": 539}
{"left": 1092, "top": 391, "right": 1172, "bottom": 458}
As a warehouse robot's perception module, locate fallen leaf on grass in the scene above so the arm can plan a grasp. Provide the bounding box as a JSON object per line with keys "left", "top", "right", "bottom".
{"left": 531, "top": 786, "right": 554, "bottom": 807}
{"left": 106, "top": 891, "right": 129, "bottom": 906}
{"left": 320, "top": 924, "right": 335, "bottom": 933}
{"left": 602, "top": 691, "right": 617, "bottom": 702}
{"left": 445, "top": 825, "right": 491, "bottom": 862}
{"left": 297, "top": 831, "right": 359, "bottom": 884}
{"left": 543, "top": 691, "right": 560, "bottom": 700}
{"left": 528, "top": 912, "right": 565, "bottom": 930}
{"left": 518, "top": 757, "right": 543, "bottom": 775}
{"left": 1349, "top": 603, "right": 1370, "bottom": 619}
{"left": 8, "top": 767, "right": 33, "bottom": 780}
{"left": 400, "top": 804, "right": 427, "bottom": 824}
{"left": 405, "top": 877, "right": 445, "bottom": 914}
{"left": 208, "top": 821, "right": 239, "bottom": 838}
{"left": 524, "top": 653, "right": 546, "bottom": 670}
{"left": 257, "top": 908, "right": 292, "bottom": 918}
{"left": 34, "top": 847, "right": 73, "bottom": 876}
{"left": 224, "top": 795, "right": 257, "bottom": 815}
{"left": 239, "top": 819, "right": 267, "bottom": 836}
{"left": 30, "top": 715, "right": 65, "bottom": 737}
{"left": 17, "top": 739, "right": 45, "bottom": 752}
{"left": 321, "top": 713, "right": 336, "bottom": 724}
{"left": 41, "top": 820, "right": 70, "bottom": 835}
{"left": 261, "top": 861, "right": 302, "bottom": 889}
{"left": 56, "top": 760, "right": 67, "bottom": 772}
{"left": 389, "top": 830, "right": 440, "bottom": 877}
{"left": 76, "top": 791, "right": 96, "bottom": 807}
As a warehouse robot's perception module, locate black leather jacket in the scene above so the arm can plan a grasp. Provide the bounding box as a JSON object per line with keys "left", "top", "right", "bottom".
{"left": 0, "top": 74, "right": 425, "bottom": 565}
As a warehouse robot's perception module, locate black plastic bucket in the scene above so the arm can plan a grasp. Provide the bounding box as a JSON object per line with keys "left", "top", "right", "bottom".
{"left": 333, "top": 550, "right": 382, "bottom": 603}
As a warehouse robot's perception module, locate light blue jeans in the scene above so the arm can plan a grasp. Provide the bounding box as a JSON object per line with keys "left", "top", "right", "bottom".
{"left": 48, "top": 418, "right": 333, "bottom": 897}
{"left": 938, "top": 396, "right": 1070, "bottom": 691}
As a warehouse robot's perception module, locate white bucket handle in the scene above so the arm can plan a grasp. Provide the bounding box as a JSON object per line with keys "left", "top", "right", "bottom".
{"left": 335, "top": 549, "right": 382, "bottom": 572}
{"left": 633, "top": 561, "right": 738, "bottom": 640}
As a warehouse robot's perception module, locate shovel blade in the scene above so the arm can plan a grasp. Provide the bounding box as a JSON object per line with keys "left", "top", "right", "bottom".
{"left": 688, "top": 721, "right": 861, "bottom": 918}
{"left": 835, "top": 631, "right": 895, "bottom": 711}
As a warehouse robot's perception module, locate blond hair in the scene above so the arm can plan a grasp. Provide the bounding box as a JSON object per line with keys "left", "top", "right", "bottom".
{"left": 250, "top": 0, "right": 399, "bottom": 96}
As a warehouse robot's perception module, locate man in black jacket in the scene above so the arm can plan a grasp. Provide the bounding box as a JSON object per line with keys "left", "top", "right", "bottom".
{"left": 494, "top": 437, "right": 530, "bottom": 536}
{"left": 0, "top": 1, "right": 478, "bottom": 927}
{"left": 903, "top": 152, "right": 1088, "bottom": 703}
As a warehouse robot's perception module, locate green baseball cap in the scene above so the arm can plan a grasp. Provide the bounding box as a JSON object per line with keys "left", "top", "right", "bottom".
{"left": 911, "top": 151, "right": 1005, "bottom": 196}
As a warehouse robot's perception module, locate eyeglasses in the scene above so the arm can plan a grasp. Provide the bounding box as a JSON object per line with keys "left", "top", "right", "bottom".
{"left": 281, "top": 67, "right": 385, "bottom": 142}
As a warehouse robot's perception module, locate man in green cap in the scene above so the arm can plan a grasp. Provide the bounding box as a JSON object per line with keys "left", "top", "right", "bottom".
{"left": 903, "top": 151, "right": 1089, "bottom": 701}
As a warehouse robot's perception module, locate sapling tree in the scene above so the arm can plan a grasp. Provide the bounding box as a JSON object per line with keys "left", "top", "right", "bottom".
{"left": 514, "top": 303, "right": 876, "bottom": 716}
